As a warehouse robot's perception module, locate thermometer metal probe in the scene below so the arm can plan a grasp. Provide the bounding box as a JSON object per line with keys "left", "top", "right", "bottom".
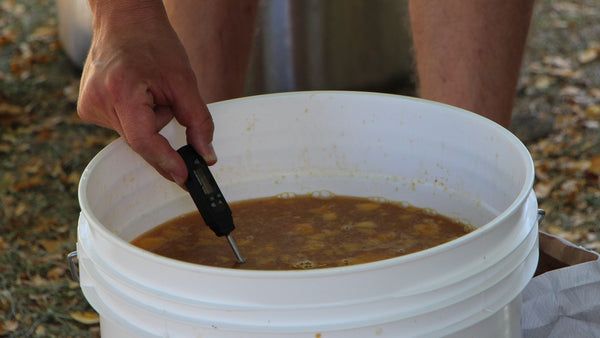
{"left": 177, "top": 145, "right": 246, "bottom": 264}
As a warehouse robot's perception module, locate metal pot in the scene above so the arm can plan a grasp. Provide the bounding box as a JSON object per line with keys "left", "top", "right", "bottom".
{"left": 246, "top": 0, "right": 413, "bottom": 94}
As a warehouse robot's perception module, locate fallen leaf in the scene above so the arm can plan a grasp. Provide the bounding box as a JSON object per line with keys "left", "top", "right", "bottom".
{"left": 55, "top": 225, "right": 69, "bottom": 233}
{"left": 578, "top": 47, "right": 598, "bottom": 64}
{"left": 0, "top": 237, "right": 7, "bottom": 251}
{"left": 24, "top": 158, "right": 43, "bottom": 174}
{"left": 586, "top": 105, "right": 600, "bottom": 118}
{"left": 534, "top": 75, "right": 555, "bottom": 89}
{"left": 35, "top": 129, "right": 54, "bottom": 142}
{"left": 548, "top": 68, "right": 581, "bottom": 79}
{"left": 70, "top": 311, "right": 100, "bottom": 325}
{"left": 0, "top": 0, "right": 25, "bottom": 16}
{"left": 0, "top": 102, "right": 24, "bottom": 116}
{"left": 50, "top": 162, "right": 65, "bottom": 178}
{"left": 2, "top": 133, "right": 17, "bottom": 143}
{"left": 12, "top": 176, "right": 44, "bottom": 191}
{"left": 559, "top": 229, "right": 585, "bottom": 243}
{"left": 39, "top": 239, "right": 62, "bottom": 253}
{"left": 30, "top": 275, "right": 48, "bottom": 287}
{"left": 32, "top": 219, "right": 52, "bottom": 233}
{"left": 551, "top": 19, "right": 568, "bottom": 29}
{"left": 590, "top": 88, "right": 600, "bottom": 99}
{"left": 34, "top": 325, "right": 46, "bottom": 336}
{"left": 584, "top": 120, "right": 599, "bottom": 129}
{"left": 37, "top": 253, "right": 63, "bottom": 263}
{"left": 543, "top": 55, "right": 572, "bottom": 70}
{"left": 28, "top": 293, "right": 49, "bottom": 304}
{"left": 561, "top": 159, "right": 591, "bottom": 174}
{"left": 14, "top": 202, "right": 26, "bottom": 217}
{"left": 586, "top": 233, "right": 597, "bottom": 242}
{"left": 46, "top": 266, "right": 66, "bottom": 279}
{"left": 560, "top": 85, "right": 583, "bottom": 97}
{"left": 15, "top": 143, "right": 29, "bottom": 152}
{"left": 90, "top": 326, "right": 101, "bottom": 338}
{"left": 63, "top": 82, "right": 79, "bottom": 103}
{"left": 0, "top": 28, "right": 16, "bottom": 46}
{"left": 590, "top": 155, "right": 600, "bottom": 176}
{"left": 38, "top": 116, "right": 63, "bottom": 130}
{"left": 552, "top": 2, "right": 583, "bottom": 15}
{"left": 0, "top": 320, "right": 19, "bottom": 334}
{"left": 30, "top": 25, "right": 56, "bottom": 41}
{"left": 534, "top": 160, "right": 551, "bottom": 181}
{"left": 65, "top": 172, "right": 81, "bottom": 186}
{"left": 84, "top": 135, "right": 111, "bottom": 148}
{"left": 585, "top": 242, "right": 600, "bottom": 251}
{"left": 560, "top": 179, "right": 580, "bottom": 195}
{"left": 535, "top": 181, "right": 555, "bottom": 199}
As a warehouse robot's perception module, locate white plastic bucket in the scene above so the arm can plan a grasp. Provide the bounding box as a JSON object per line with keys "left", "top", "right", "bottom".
{"left": 76, "top": 91, "right": 539, "bottom": 337}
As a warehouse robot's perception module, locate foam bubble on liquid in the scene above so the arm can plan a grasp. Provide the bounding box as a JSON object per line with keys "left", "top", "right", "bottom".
{"left": 310, "top": 190, "right": 335, "bottom": 199}
{"left": 368, "top": 196, "right": 388, "bottom": 203}
{"left": 276, "top": 192, "right": 297, "bottom": 199}
{"left": 292, "top": 259, "right": 315, "bottom": 269}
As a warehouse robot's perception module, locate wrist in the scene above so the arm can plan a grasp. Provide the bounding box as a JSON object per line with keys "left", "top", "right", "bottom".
{"left": 89, "top": 0, "right": 168, "bottom": 32}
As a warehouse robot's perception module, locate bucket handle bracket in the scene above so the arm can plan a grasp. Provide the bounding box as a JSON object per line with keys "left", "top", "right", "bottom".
{"left": 537, "top": 209, "right": 545, "bottom": 226}
{"left": 67, "top": 250, "right": 79, "bottom": 282}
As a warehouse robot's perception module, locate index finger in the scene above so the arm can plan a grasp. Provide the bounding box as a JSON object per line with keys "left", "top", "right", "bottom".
{"left": 117, "top": 103, "right": 188, "bottom": 186}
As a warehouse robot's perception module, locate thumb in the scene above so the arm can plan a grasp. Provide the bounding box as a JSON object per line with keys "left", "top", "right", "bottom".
{"left": 170, "top": 75, "right": 217, "bottom": 165}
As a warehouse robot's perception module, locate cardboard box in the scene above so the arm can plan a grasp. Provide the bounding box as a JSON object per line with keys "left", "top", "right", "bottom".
{"left": 535, "top": 231, "right": 599, "bottom": 276}
{"left": 523, "top": 231, "right": 600, "bottom": 337}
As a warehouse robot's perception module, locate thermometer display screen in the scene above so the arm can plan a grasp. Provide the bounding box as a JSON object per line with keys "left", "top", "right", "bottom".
{"left": 193, "top": 168, "right": 215, "bottom": 195}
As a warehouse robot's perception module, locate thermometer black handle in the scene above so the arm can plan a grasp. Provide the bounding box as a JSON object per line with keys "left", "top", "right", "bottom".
{"left": 177, "top": 145, "right": 235, "bottom": 237}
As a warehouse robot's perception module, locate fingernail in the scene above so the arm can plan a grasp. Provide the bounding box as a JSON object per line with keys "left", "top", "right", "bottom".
{"left": 203, "top": 143, "right": 217, "bottom": 164}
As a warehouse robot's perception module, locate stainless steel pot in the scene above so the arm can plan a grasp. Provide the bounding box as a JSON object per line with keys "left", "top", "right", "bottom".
{"left": 246, "top": 0, "right": 413, "bottom": 94}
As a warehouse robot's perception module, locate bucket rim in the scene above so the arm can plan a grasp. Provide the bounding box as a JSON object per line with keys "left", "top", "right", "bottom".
{"left": 78, "top": 90, "right": 535, "bottom": 278}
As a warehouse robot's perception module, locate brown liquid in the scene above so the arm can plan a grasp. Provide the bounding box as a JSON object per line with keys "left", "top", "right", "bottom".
{"left": 131, "top": 195, "right": 473, "bottom": 270}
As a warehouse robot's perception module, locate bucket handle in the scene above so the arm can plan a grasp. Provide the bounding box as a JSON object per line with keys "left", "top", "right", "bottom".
{"left": 67, "top": 250, "right": 79, "bottom": 282}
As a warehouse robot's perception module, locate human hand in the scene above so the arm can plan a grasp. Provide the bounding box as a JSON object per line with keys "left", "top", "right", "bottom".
{"left": 78, "top": 1, "right": 216, "bottom": 186}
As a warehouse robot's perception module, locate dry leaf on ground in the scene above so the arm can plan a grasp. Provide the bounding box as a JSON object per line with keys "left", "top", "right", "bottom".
{"left": 578, "top": 46, "right": 599, "bottom": 64}
{"left": 70, "top": 311, "right": 100, "bottom": 325}
{"left": 39, "top": 239, "right": 62, "bottom": 253}
{"left": 0, "top": 102, "right": 24, "bottom": 116}
{"left": 46, "top": 266, "right": 66, "bottom": 279}
{"left": 590, "top": 155, "right": 600, "bottom": 176}
{"left": 0, "top": 320, "right": 19, "bottom": 334}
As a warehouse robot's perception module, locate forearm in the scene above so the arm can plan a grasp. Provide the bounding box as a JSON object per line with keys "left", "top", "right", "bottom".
{"left": 409, "top": 0, "right": 535, "bottom": 126}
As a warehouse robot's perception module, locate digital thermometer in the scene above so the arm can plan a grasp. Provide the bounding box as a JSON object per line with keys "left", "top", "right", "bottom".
{"left": 177, "top": 145, "right": 245, "bottom": 264}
